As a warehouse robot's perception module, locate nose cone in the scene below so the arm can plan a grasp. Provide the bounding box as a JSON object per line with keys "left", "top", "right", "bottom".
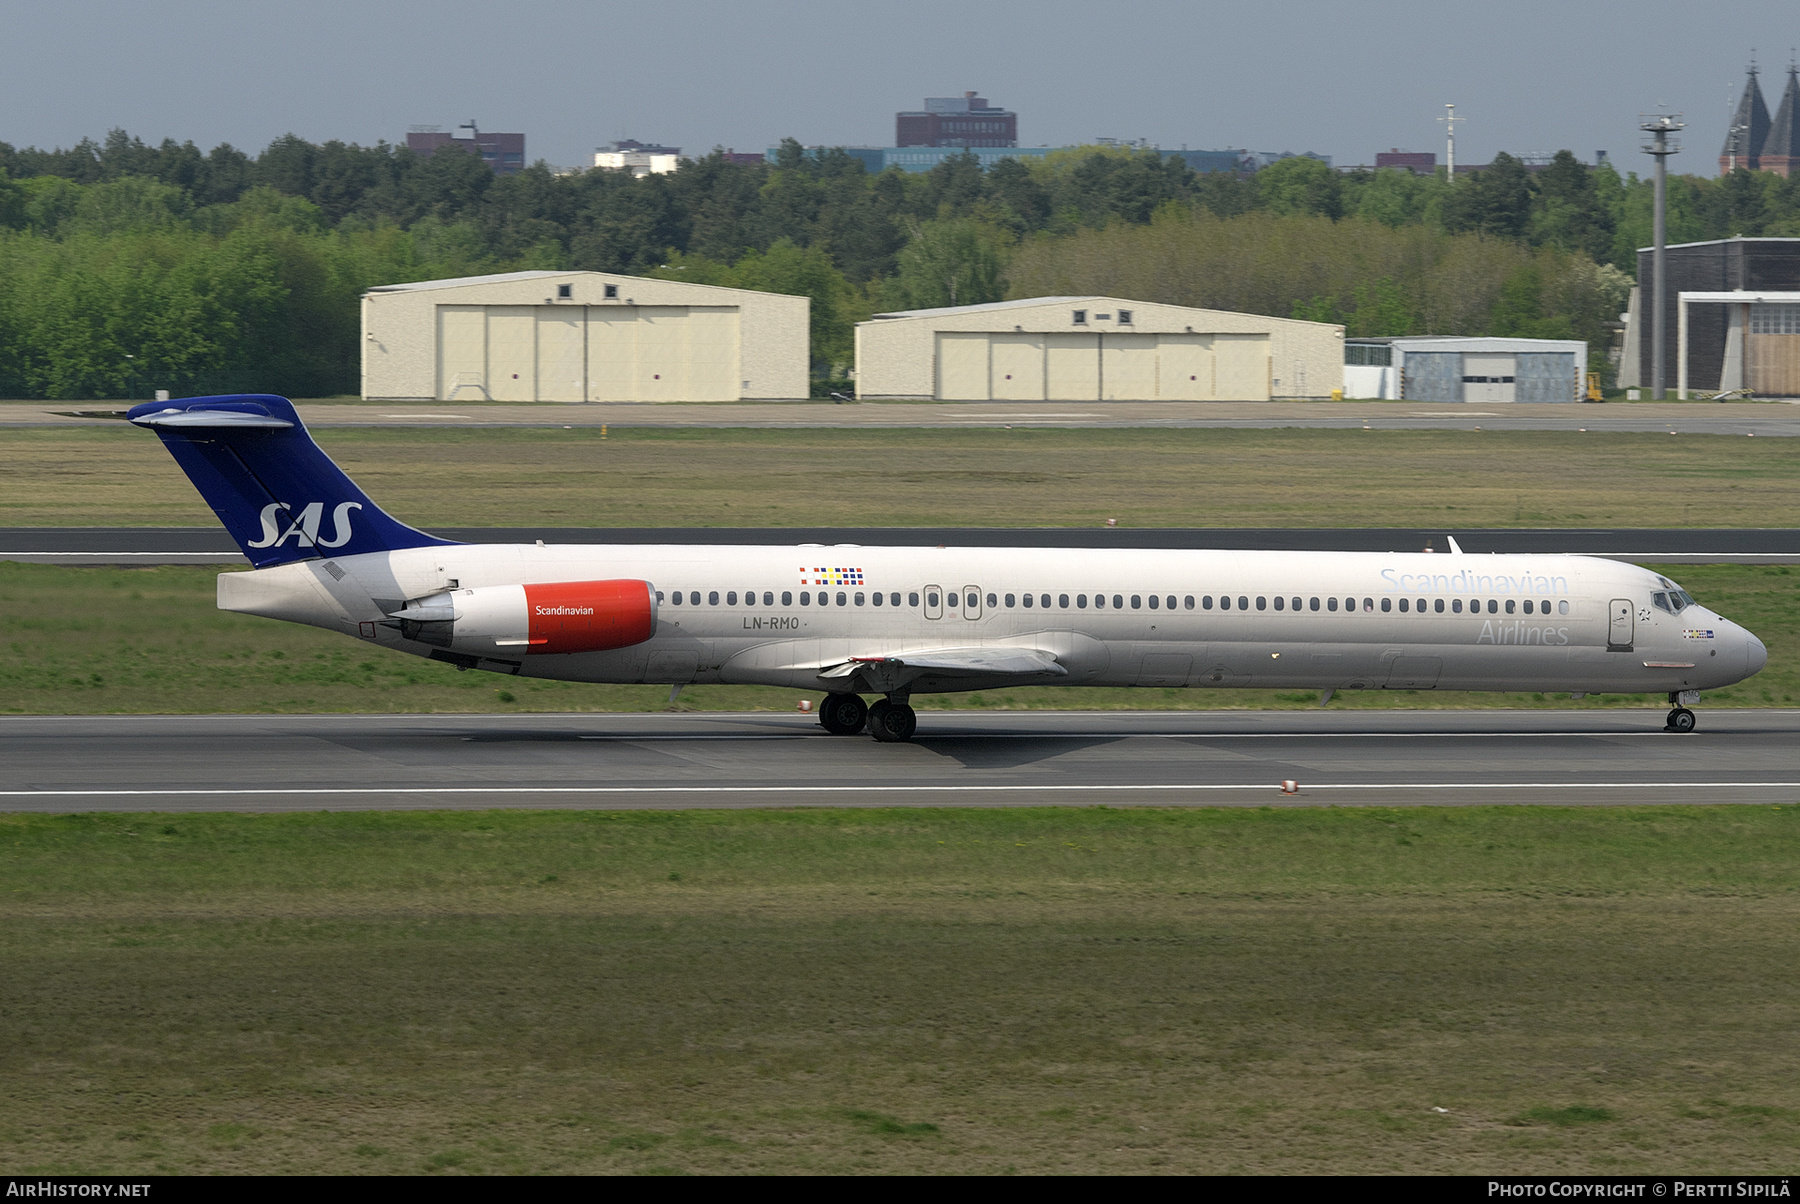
{"left": 1747, "top": 630, "right": 1769, "bottom": 677}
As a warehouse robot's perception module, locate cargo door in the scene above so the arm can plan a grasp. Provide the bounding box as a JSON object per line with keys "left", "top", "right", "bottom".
{"left": 1100, "top": 333, "right": 1158, "bottom": 400}
{"left": 436, "top": 305, "right": 488, "bottom": 400}
{"left": 936, "top": 333, "right": 990, "bottom": 400}
{"left": 1157, "top": 334, "right": 1212, "bottom": 400}
{"left": 536, "top": 307, "right": 585, "bottom": 401}
{"left": 679, "top": 306, "right": 740, "bottom": 401}
{"left": 1608, "top": 598, "right": 1634, "bottom": 651}
{"left": 1137, "top": 653, "right": 1192, "bottom": 686}
{"left": 587, "top": 308, "right": 637, "bottom": 401}
{"left": 1385, "top": 656, "right": 1442, "bottom": 689}
{"left": 487, "top": 306, "right": 536, "bottom": 401}
{"left": 1045, "top": 332, "right": 1100, "bottom": 400}
{"left": 1213, "top": 333, "right": 1271, "bottom": 400}
{"left": 990, "top": 334, "right": 1044, "bottom": 400}
{"left": 635, "top": 306, "right": 689, "bottom": 401}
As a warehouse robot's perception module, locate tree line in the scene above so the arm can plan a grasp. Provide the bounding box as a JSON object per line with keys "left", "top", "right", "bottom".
{"left": 1, "top": 128, "right": 1785, "bottom": 398}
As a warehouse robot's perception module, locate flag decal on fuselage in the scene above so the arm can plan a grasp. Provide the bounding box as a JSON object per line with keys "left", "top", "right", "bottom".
{"left": 803, "top": 567, "right": 865, "bottom": 586}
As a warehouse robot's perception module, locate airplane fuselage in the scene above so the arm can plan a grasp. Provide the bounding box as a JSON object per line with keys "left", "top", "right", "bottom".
{"left": 219, "top": 543, "right": 1766, "bottom": 698}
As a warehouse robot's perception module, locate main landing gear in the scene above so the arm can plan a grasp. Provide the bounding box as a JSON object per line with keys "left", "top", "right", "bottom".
{"left": 817, "top": 693, "right": 917, "bottom": 742}
{"left": 1665, "top": 692, "right": 1697, "bottom": 733}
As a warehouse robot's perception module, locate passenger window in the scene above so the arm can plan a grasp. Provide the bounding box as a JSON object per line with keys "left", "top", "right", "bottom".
{"left": 890, "top": 593, "right": 900, "bottom": 606}
{"left": 1238, "top": 596, "right": 1249, "bottom": 610}
{"left": 1202, "top": 596, "right": 1213, "bottom": 609}
{"left": 1059, "top": 594, "right": 1069, "bottom": 608}
{"left": 1256, "top": 596, "right": 1267, "bottom": 610}
{"left": 817, "top": 592, "right": 828, "bottom": 607}
{"left": 1077, "top": 594, "right": 1088, "bottom": 608}
{"left": 1274, "top": 596, "right": 1285, "bottom": 611}
{"left": 690, "top": 592, "right": 700, "bottom": 605}
{"left": 1095, "top": 594, "right": 1106, "bottom": 609}
{"left": 1005, "top": 593, "right": 1015, "bottom": 607}
{"left": 838, "top": 592, "right": 847, "bottom": 606}
{"left": 965, "top": 592, "right": 976, "bottom": 609}
{"left": 1505, "top": 600, "right": 1515, "bottom": 614}
{"left": 1292, "top": 597, "right": 1302, "bottom": 611}
{"left": 1309, "top": 597, "right": 1319, "bottom": 611}
{"left": 946, "top": 593, "right": 957, "bottom": 608}
{"left": 1114, "top": 595, "right": 1124, "bottom": 609}
{"left": 1218, "top": 596, "right": 1229, "bottom": 610}
{"left": 709, "top": 591, "right": 719, "bottom": 605}
{"left": 1452, "top": 599, "right": 1462, "bottom": 613}
{"left": 1023, "top": 593, "right": 1033, "bottom": 608}
{"left": 801, "top": 592, "right": 811, "bottom": 605}
{"left": 1148, "top": 595, "right": 1158, "bottom": 609}
{"left": 672, "top": 592, "right": 683, "bottom": 605}
{"left": 1525, "top": 600, "right": 1536, "bottom": 615}
{"left": 727, "top": 591, "right": 737, "bottom": 605}
{"left": 987, "top": 593, "right": 997, "bottom": 608}
{"left": 909, "top": 592, "right": 919, "bottom": 606}
{"left": 763, "top": 591, "right": 774, "bottom": 606}
{"left": 1559, "top": 600, "right": 1569, "bottom": 615}
{"left": 854, "top": 592, "right": 864, "bottom": 606}
{"left": 1434, "top": 598, "right": 1444, "bottom": 613}
{"left": 782, "top": 591, "right": 792, "bottom": 606}
{"left": 655, "top": 591, "right": 664, "bottom": 603}
{"left": 1167, "top": 596, "right": 1177, "bottom": 610}
{"left": 1327, "top": 597, "right": 1338, "bottom": 612}
{"left": 1363, "top": 598, "right": 1373, "bottom": 612}
{"left": 872, "top": 592, "right": 883, "bottom": 606}
{"left": 927, "top": 591, "right": 939, "bottom": 608}
{"left": 1399, "top": 598, "right": 1409, "bottom": 613}
{"left": 1381, "top": 598, "right": 1392, "bottom": 612}
{"left": 1041, "top": 594, "right": 1051, "bottom": 608}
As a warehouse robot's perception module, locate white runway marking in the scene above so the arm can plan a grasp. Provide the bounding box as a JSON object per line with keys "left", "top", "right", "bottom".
{"left": 4, "top": 782, "right": 1797, "bottom": 799}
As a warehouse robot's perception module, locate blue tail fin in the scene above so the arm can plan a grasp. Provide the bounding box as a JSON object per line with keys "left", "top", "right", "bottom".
{"left": 129, "top": 394, "right": 458, "bottom": 569}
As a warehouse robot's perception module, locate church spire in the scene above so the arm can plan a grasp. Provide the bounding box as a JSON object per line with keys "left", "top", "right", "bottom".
{"left": 1721, "top": 54, "right": 1772, "bottom": 173}
{"left": 1759, "top": 57, "right": 1800, "bottom": 177}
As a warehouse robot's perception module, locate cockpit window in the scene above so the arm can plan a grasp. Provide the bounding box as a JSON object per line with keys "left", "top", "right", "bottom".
{"left": 1652, "top": 592, "right": 1672, "bottom": 614}
{"left": 1653, "top": 588, "right": 1696, "bottom": 614}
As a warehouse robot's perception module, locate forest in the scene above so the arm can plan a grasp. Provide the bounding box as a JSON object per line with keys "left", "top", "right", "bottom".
{"left": 2, "top": 128, "right": 1794, "bottom": 398}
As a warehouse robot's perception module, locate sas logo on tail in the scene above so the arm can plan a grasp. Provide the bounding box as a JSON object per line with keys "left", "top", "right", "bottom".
{"left": 248, "top": 501, "right": 362, "bottom": 549}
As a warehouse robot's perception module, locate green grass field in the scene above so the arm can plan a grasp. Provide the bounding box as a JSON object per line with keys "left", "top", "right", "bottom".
{"left": 4, "top": 805, "right": 1797, "bottom": 1174}
{"left": 4, "top": 425, "right": 1799, "bottom": 528}
{"left": 1, "top": 561, "right": 1793, "bottom": 714}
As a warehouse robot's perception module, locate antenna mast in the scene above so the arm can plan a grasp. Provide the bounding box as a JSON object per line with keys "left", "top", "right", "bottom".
{"left": 1640, "top": 109, "right": 1684, "bottom": 399}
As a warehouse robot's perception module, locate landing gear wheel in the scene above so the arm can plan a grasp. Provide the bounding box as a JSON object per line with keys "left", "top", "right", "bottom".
{"left": 1666, "top": 707, "right": 1697, "bottom": 733}
{"left": 867, "top": 699, "right": 917, "bottom": 743}
{"left": 818, "top": 693, "right": 868, "bottom": 735}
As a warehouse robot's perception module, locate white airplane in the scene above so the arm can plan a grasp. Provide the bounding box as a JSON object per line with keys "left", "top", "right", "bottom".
{"left": 129, "top": 395, "right": 1768, "bottom": 742}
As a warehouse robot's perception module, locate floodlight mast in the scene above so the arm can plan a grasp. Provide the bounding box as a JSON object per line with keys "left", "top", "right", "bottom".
{"left": 1640, "top": 111, "right": 1684, "bottom": 400}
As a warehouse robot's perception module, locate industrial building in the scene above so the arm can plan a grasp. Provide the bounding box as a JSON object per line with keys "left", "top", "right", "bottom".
{"left": 1621, "top": 237, "right": 1800, "bottom": 395}
{"left": 361, "top": 271, "right": 808, "bottom": 402}
{"left": 854, "top": 298, "right": 1343, "bottom": 401}
{"left": 1342, "top": 336, "right": 1588, "bottom": 402}
{"left": 896, "top": 92, "right": 1018, "bottom": 148}
{"left": 593, "top": 140, "right": 681, "bottom": 176}
{"left": 405, "top": 121, "right": 525, "bottom": 175}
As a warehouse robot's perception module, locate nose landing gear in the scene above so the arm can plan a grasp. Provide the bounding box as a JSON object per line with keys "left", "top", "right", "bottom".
{"left": 1665, "top": 692, "right": 1697, "bottom": 732}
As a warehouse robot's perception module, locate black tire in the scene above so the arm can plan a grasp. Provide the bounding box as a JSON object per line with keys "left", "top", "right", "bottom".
{"left": 818, "top": 693, "right": 868, "bottom": 735}
{"left": 1666, "top": 707, "right": 1697, "bottom": 733}
{"left": 869, "top": 702, "right": 917, "bottom": 743}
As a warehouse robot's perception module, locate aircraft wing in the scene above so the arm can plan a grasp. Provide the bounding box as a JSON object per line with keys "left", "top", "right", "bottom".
{"left": 818, "top": 647, "right": 1068, "bottom": 691}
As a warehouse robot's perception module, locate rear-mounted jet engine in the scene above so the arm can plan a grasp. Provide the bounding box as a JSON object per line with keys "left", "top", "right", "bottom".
{"left": 391, "top": 579, "right": 657, "bottom": 655}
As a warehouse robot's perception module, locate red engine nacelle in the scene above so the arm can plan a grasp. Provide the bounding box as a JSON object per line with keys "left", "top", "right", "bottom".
{"left": 522, "top": 579, "right": 658, "bottom": 653}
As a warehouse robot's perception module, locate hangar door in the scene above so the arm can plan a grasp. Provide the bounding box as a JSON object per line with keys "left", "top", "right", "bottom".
{"left": 436, "top": 304, "right": 741, "bottom": 401}
{"left": 932, "top": 330, "right": 1269, "bottom": 400}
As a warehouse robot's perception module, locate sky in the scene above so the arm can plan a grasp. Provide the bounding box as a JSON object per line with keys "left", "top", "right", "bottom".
{"left": 5, "top": 0, "right": 1797, "bottom": 175}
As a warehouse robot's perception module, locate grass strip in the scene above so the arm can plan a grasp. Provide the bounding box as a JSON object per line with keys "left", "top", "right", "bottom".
{"left": 4, "top": 425, "right": 1800, "bottom": 529}
{"left": 3, "top": 805, "right": 1798, "bottom": 1174}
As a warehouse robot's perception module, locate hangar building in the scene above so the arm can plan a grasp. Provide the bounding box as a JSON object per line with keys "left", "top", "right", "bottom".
{"left": 1343, "top": 336, "right": 1588, "bottom": 402}
{"left": 361, "top": 271, "right": 809, "bottom": 402}
{"left": 854, "top": 297, "right": 1343, "bottom": 401}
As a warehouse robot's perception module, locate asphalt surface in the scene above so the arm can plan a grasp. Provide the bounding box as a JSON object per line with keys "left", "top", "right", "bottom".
{"left": 6, "top": 527, "right": 1799, "bottom": 565}
{"left": 4, "top": 710, "right": 1795, "bottom": 813}
{"left": 9, "top": 399, "right": 1800, "bottom": 435}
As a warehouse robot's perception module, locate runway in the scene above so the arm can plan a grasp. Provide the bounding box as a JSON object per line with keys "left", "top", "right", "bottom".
{"left": 4, "top": 709, "right": 1796, "bottom": 812}
{"left": 7, "top": 526, "right": 1800, "bottom": 565}
{"left": 9, "top": 399, "right": 1800, "bottom": 435}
